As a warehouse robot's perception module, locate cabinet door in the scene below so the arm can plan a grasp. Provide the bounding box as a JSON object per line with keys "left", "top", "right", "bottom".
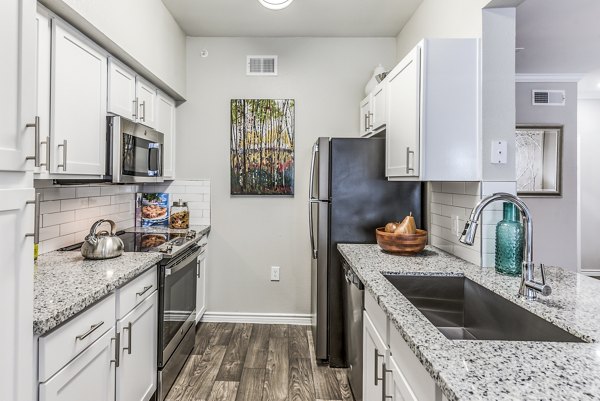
{"left": 386, "top": 355, "right": 417, "bottom": 401}
{"left": 386, "top": 46, "right": 421, "bottom": 178}
{"left": 136, "top": 78, "right": 157, "bottom": 129}
{"left": 116, "top": 291, "right": 157, "bottom": 401}
{"left": 108, "top": 59, "right": 136, "bottom": 120}
{"left": 51, "top": 22, "right": 107, "bottom": 175}
{"left": 35, "top": 10, "right": 51, "bottom": 173}
{"left": 39, "top": 329, "right": 116, "bottom": 401}
{"left": 196, "top": 249, "right": 207, "bottom": 323}
{"left": 363, "top": 312, "right": 387, "bottom": 401}
{"left": 371, "top": 84, "right": 386, "bottom": 131}
{"left": 156, "top": 92, "right": 176, "bottom": 179}
{"left": 0, "top": 0, "right": 36, "bottom": 172}
{"left": 359, "top": 95, "right": 371, "bottom": 137}
{"left": 0, "top": 187, "right": 34, "bottom": 401}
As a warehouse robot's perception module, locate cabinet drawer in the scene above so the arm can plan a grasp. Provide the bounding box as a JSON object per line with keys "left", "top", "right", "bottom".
{"left": 365, "top": 290, "right": 387, "bottom": 341}
{"left": 117, "top": 266, "right": 157, "bottom": 319}
{"left": 39, "top": 293, "right": 116, "bottom": 382}
{"left": 389, "top": 326, "right": 441, "bottom": 401}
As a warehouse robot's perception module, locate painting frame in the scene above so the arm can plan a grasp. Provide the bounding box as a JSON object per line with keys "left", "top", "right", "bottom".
{"left": 230, "top": 99, "right": 295, "bottom": 197}
{"left": 515, "top": 124, "right": 563, "bottom": 197}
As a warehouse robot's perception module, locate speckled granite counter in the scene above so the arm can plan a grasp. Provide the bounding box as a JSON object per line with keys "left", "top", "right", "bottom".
{"left": 34, "top": 252, "right": 163, "bottom": 336}
{"left": 338, "top": 244, "right": 600, "bottom": 400}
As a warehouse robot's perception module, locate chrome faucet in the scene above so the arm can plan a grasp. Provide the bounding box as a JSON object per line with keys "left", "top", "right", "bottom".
{"left": 459, "top": 192, "right": 551, "bottom": 300}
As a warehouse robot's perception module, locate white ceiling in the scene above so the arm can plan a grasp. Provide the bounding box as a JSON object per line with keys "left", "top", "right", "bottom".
{"left": 162, "top": 0, "right": 423, "bottom": 37}
{"left": 516, "top": 0, "right": 600, "bottom": 74}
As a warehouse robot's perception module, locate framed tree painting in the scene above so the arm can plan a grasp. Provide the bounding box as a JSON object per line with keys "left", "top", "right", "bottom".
{"left": 230, "top": 99, "right": 295, "bottom": 196}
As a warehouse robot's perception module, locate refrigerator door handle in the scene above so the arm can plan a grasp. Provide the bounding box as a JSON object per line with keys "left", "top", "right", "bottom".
{"left": 309, "top": 200, "right": 317, "bottom": 259}
{"left": 309, "top": 141, "right": 318, "bottom": 201}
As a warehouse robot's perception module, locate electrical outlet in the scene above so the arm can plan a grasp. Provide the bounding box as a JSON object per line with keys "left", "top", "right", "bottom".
{"left": 271, "top": 266, "right": 280, "bottom": 281}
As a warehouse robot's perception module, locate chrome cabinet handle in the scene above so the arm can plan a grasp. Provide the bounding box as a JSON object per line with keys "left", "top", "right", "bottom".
{"left": 25, "top": 116, "right": 41, "bottom": 166}
{"left": 75, "top": 321, "right": 104, "bottom": 341}
{"left": 140, "top": 101, "right": 146, "bottom": 121}
{"left": 132, "top": 98, "right": 138, "bottom": 119}
{"left": 40, "top": 136, "right": 50, "bottom": 171}
{"left": 368, "top": 112, "right": 374, "bottom": 129}
{"left": 364, "top": 113, "right": 369, "bottom": 131}
{"left": 57, "top": 140, "right": 67, "bottom": 171}
{"left": 136, "top": 285, "right": 153, "bottom": 297}
{"left": 381, "top": 363, "right": 392, "bottom": 401}
{"left": 111, "top": 333, "right": 120, "bottom": 367}
{"left": 374, "top": 349, "right": 384, "bottom": 385}
{"left": 122, "top": 322, "right": 132, "bottom": 355}
{"left": 406, "top": 147, "right": 415, "bottom": 174}
{"left": 25, "top": 193, "right": 41, "bottom": 242}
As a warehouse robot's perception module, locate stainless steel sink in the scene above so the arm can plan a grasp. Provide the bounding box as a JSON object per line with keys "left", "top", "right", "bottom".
{"left": 384, "top": 275, "right": 584, "bottom": 342}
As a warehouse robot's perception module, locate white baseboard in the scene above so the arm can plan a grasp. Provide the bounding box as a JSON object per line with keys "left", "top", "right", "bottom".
{"left": 200, "top": 312, "right": 312, "bottom": 325}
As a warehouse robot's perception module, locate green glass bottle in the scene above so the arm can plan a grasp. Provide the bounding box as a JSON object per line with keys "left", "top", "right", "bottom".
{"left": 495, "top": 202, "right": 524, "bottom": 276}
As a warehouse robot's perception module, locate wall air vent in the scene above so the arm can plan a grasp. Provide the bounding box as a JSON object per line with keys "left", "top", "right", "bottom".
{"left": 247, "top": 55, "right": 278, "bottom": 76}
{"left": 532, "top": 90, "right": 566, "bottom": 106}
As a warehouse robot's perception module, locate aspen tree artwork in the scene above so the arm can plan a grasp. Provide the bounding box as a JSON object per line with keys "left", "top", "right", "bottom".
{"left": 230, "top": 99, "right": 295, "bottom": 196}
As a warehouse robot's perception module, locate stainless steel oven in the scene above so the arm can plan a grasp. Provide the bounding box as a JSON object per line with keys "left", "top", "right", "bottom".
{"left": 157, "top": 243, "right": 201, "bottom": 400}
{"left": 108, "top": 116, "right": 164, "bottom": 183}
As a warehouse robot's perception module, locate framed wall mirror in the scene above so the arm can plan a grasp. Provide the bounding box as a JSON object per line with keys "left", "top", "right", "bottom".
{"left": 515, "top": 125, "right": 563, "bottom": 197}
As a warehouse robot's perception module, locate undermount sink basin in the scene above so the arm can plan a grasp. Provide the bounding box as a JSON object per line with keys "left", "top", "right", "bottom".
{"left": 384, "top": 274, "right": 584, "bottom": 343}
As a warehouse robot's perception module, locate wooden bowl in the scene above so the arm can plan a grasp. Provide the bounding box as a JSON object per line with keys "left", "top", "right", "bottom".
{"left": 375, "top": 227, "right": 428, "bottom": 255}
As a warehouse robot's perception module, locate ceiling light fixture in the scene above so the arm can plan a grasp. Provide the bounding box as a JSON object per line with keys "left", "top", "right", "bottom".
{"left": 258, "top": 0, "right": 294, "bottom": 10}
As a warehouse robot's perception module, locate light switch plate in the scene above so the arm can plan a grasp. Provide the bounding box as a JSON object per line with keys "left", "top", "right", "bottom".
{"left": 491, "top": 140, "right": 507, "bottom": 164}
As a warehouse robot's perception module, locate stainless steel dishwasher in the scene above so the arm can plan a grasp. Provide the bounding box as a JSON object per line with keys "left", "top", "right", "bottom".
{"left": 343, "top": 261, "right": 364, "bottom": 401}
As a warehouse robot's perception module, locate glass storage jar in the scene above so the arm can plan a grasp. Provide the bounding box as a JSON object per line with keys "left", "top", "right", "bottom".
{"left": 169, "top": 199, "right": 190, "bottom": 229}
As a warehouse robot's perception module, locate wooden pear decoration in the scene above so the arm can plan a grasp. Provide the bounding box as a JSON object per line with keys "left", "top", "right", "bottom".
{"left": 394, "top": 212, "right": 417, "bottom": 234}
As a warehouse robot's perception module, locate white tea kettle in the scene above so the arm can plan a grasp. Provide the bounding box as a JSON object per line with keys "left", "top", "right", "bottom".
{"left": 81, "top": 219, "right": 124, "bottom": 260}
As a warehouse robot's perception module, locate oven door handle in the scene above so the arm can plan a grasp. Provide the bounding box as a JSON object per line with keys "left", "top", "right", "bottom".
{"left": 164, "top": 247, "right": 202, "bottom": 276}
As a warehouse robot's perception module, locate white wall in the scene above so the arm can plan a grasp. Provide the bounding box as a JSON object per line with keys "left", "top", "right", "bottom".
{"left": 395, "top": 0, "right": 489, "bottom": 61}
{"left": 177, "top": 37, "right": 397, "bottom": 316}
{"left": 516, "top": 82, "right": 578, "bottom": 270}
{"left": 41, "top": 0, "right": 186, "bottom": 98}
{"left": 579, "top": 99, "right": 600, "bottom": 271}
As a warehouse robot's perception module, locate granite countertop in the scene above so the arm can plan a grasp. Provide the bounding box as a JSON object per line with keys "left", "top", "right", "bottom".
{"left": 338, "top": 244, "right": 600, "bottom": 400}
{"left": 33, "top": 252, "right": 163, "bottom": 336}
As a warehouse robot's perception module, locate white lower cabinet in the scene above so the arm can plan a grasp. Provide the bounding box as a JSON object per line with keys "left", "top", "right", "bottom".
{"left": 39, "top": 329, "right": 116, "bottom": 401}
{"left": 116, "top": 291, "right": 158, "bottom": 401}
{"left": 363, "top": 294, "right": 444, "bottom": 401}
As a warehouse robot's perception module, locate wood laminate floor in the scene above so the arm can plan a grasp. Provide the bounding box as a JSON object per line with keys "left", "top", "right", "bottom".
{"left": 166, "top": 323, "right": 355, "bottom": 401}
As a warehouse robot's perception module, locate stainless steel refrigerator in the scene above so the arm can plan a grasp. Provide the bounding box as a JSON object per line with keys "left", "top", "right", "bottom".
{"left": 309, "top": 137, "right": 422, "bottom": 367}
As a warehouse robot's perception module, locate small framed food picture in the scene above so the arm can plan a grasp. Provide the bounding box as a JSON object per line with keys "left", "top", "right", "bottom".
{"left": 140, "top": 193, "right": 170, "bottom": 227}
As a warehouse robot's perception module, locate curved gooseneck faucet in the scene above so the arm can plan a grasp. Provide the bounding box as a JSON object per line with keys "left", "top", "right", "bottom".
{"left": 459, "top": 192, "right": 551, "bottom": 300}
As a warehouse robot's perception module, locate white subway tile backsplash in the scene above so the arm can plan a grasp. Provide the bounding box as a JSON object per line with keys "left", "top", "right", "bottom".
{"left": 39, "top": 225, "right": 60, "bottom": 242}
{"left": 40, "top": 200, "right": 61, "bottom": 214}
{"left": 431, "top": 214, "right": 452, "bottom": 230}
{"left": 60, "top": 220, "right": 91, "bottom": 236}
{"left": 89, "top": 196, "right": 111, "bottom": 207}
{"left": 61, "top": 198, "right": 89, "bottom": 211}
{"left": 452, "top": 194, "right": 479, "bottom": 209}
{"left": 441, "top": 182, "right": 465, "bottom": 194}
{"left": 465, "top": 182, "right": 481, "bottom": 196}
{"left": 110, "top": 194, "right": 132, "bottom": 204}
{"left": 440, "top": 205, "right": 467, "bottom": 219}
{"left": 100, "top": 204, "right": 120, "bottom": 215}
{"left": 430, "top": 203, "right": 442, "bottom": 215}
{"left": 43, "top": 211, "right": 75, "bottom": 227}
{"left": 75, "top": 207, "right": 101, "bottom": 221}
{"left": 38, "top": 234, "right": 75, "bottom": 254}
{"left": 431, "top": 192, "right": 452, "bottom": 205}
{"left": 41, "top": 188, "right": 76, "bottom": 201}
{"left": 76, "top": 186, "right": 101, "bottom": 198}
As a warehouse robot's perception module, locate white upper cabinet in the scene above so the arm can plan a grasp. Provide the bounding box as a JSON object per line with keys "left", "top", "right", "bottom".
{"left": 0, "top": 0, "right": 37, "bottom": 172}
{"left": 156, "top": 91, "right": 176, "bottom": 179}
{"left": 108, "top": 59, "right": 137, "bottom": 120}
{"left": 385, "top": 39, "right": 480, "bottom": 181}
{"left": 359, "top": 82, "right": 387, "bottom": 138}
{"left": 51, "top": 22, "right": 107, "bottom": 175}
{"left": 135, "top": 78, "right": 157, "bottom": 129}
{"left": 35, "top": 10, "right": 51, "bottom": 173}
{"left": 386, "top": 46, "right": 421, "bottom": 179}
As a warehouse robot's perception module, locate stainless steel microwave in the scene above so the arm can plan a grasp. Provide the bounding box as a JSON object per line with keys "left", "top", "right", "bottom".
{"left": 108, "top": 116, "right": 164, "bottom": 183}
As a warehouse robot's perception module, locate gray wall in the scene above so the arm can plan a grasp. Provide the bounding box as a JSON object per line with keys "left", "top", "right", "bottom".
{"left": 579, "top": 99, "right": 600, "bottom": 271}
{"left": 516, "top": 82, "right": 578, "bottom": 270}
{"left": 176, "top": 37, "right": 397, "bottom": 316}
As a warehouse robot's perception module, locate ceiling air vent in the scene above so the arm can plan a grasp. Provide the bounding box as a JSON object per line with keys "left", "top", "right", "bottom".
{"left": 532, "top": 90, "right": 566, "bottom": 106}
{"left": 247, "top": 55, "right": 278, "bottom": 76}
